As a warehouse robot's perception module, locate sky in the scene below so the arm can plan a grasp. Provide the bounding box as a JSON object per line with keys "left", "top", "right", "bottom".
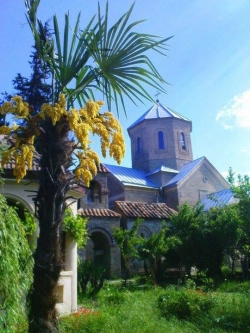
{"left": 1, "top": 0, "right": 250, "bottom": 178}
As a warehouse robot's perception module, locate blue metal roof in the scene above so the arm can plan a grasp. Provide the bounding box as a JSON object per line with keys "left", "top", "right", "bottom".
{"left": 146, "top": 165, "right": 179, "bottom": 176}
{"left": 165, "top": 157, "right": 205, "bottom": 187}
{"left": 128, "top": 101, "right": 190, "bottom": 130}
{"left": 200, "top": 189, "right": 235, "bottom": 211}
{"left": 103, "top": 164, "right": 158, "bottom": 188}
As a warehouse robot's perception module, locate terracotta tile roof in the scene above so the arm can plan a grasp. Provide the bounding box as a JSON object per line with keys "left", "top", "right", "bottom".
{"left": 78, "top": 208, "right": 120, "bottom": 218}
{"left": 2, "top": 155, "right": 106, "bottom": 176}
{"left": 3, "top": 156, "right": 40, "bottom": 172}
{"left": 114, "top": 201, "right": 176, "bottom": 219}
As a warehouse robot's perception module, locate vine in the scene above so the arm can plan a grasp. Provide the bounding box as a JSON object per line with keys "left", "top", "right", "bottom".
{"left": 63, "top": 209, "right": 88, "bottom": 248}
{"left": 0, "top": 194, "right": 33, "bottom": 331}
{"left": 22, "top": 210, "right": 37, "bottom": 236}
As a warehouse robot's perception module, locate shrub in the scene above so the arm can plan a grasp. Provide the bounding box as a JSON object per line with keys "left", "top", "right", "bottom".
{"left": 78, "top": 260, "right": 106, "bottom": 295}
{"left": 158, "top": 288, "right": 214, "bottom": 322}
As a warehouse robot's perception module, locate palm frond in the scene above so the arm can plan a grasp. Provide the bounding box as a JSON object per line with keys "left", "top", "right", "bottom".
{"left": 25, "top": 0, "right": 173, "bottom": 113}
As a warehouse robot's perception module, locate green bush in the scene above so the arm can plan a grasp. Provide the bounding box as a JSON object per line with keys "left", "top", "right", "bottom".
{"left": 78, "top": 260, "right": 106, "bottom": 295}
{"left": 158, "top": 288, "right": 214, "bottom": 321}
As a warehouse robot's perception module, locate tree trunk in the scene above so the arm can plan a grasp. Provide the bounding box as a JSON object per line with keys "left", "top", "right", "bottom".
{"left": 28, "top": 119, "right": 72, "bottom": 333}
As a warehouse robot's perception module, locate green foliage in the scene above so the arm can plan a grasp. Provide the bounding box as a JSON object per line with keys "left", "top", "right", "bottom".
{"left": 227, "top": 168, "right": 250, "bottom": 279}
{"left": 63, "top": 209, "right": 88, "bottom": 248}
{"left": 22, "top": 210, "right": 37, "bottom": 236}
{"left": 210, "top": 292, "right": 250, "bottom": 332}
{"left": 217, "top": 280, "right": 250, "bottom": 293}
{"left": 78, "top": 260, "right": 106, "bottom": 295}
{"left": 0, "top": 194, "right": 33, "bottom": 332}
{"left": 200, "top": 204, "right": 242, "bottom": 279}
{"left": 60, "top": 310, "right": 106, "bottom": 333}
{"left": 169, "top": 203, "right": 204, "bottom": 276}
{"left": 113, "top": 218, "right": 142, "bottom": 283}
{"left": 25, "top": 1, "right": 172, "bottom": 111}
{"left": 158, "top": 289, "right": 214, "bottom": 321}
{"left": 61, "top": 282, "right": 250, "bottom": 333}
{"left": 98, "top": 284, "right": 126, "bottom": 305}
{"left": 169, "top": 201, "right": 243, "bottom": 281}
{"left": 139, "top": 220, "right": 170, "bottom": 284}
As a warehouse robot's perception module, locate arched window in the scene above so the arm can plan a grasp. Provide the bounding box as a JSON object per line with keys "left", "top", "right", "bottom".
{"left": 180, "top": 132, "right": 186, "bottom": 150}
{"left": 87, "top": 180, "right": 101, "bottom": 203}
{"left": 158, "top": 131, "right": 164, "bottom": 149}
{"left": 137, "top": 137, "right": 142, "bottom": 154}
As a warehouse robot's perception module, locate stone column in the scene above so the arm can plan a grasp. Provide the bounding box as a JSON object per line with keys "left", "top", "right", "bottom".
{"left": 64, "top": 232, "right": 77, "bottom": 312}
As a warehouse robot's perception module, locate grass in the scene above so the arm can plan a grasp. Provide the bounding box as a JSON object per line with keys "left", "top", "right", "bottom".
{"left": 14, "top": 280, "right": 250, "bottom": 332}
{"left": 59, "top": 280, "right": 250, "bottom": 333}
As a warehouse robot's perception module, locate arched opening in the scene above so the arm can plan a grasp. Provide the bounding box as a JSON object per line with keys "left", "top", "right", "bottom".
{"left": 87, "top": 180, "right": 101, "bottom": 203}
{"left": 4, "top": 196, "right": 37, "bottom": 248}
{"left": 85, "top": 231, "right": 111, "bottom": 278}
{"left": 158, "top": 131, "right": 165, "bottom": 149}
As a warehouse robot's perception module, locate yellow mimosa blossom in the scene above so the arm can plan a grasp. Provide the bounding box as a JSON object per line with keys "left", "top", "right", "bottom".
{"left": 0, "top": 96, "right": 29, "bottom": 117}
{"left": 0, "top": 94, "right": 125, "bottom": 185}
{"left": 0, "top": 126, "right": 11, "bottom": 135}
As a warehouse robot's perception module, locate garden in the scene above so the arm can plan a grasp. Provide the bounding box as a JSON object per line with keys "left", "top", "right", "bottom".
{"left": 14, "top": 277, "right": 250, "bottom": 333}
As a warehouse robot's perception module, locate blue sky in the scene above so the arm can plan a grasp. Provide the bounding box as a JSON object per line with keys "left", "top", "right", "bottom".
{"left": 1, "top": 0, "right": 250, "bottom": 178}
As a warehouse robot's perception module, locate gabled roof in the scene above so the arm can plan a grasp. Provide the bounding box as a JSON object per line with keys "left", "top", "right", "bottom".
{"left": 165, "top": 157, "right": 205, "bottom": 188}
{"left": 78, "top": 208, "right": 120, "bottom": 218}
{"left": 115, "top": 201, "right": 176, "bottom": 219}
{"left": 200, "top": 189, "right": 237, "bottom": 211}
{"left": 128, "top": 100, "right": 190, "bottom": 130}
{"left": 146, "top": 165, "right": 179, "bottom": 177}
{"left": 103, "top": 164, "right": 158, "bottom": 189}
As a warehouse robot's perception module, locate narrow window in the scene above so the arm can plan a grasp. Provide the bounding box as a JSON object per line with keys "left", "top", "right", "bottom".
{"left": 180, "top": 132, "right": 186, "bottom": 150}
{"left": 137, "top": 137, "right": 142, "bottom": 154}
{"left": 158, "top": 131, "right": 164, "bottom": 149}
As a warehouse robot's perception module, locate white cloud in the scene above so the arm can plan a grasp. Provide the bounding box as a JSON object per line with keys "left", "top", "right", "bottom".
{"left": 216, "top": 90, "right": 250, "bottom": 129}
{"left": 240, "top": 147, "right": 250, "bottom": 154}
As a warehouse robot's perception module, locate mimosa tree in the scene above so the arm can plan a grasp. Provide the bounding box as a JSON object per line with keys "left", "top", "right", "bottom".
{"left": 0, "top": 1, "right": 172, "bottom": 332}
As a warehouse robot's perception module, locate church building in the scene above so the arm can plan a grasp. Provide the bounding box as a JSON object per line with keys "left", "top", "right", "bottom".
{"left": 78, "top": 98, "right": 230, "bottom": 277}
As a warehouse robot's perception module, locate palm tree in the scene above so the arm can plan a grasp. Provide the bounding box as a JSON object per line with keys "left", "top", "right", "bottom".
{"left": 2, "top": 1, "right": 172, "bottom": 331}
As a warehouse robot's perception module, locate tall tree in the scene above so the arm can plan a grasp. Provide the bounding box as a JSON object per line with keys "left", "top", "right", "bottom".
{"left": 170, "top": 203, "right": 204, "bottom": 277}
{"left": 0, "top": 1, "right": 172, "bottom": 331}
{"left": 12, "top": 49, "right": 52, "bottom": 115}
{"left": 199, "top": 204, "right": 241, "bottom": 280}
{"left": 228, "top": 168, "right": 250, "bottom": 280}
{"left": 1, "top": 22, "right": 52, "bottom": 115}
